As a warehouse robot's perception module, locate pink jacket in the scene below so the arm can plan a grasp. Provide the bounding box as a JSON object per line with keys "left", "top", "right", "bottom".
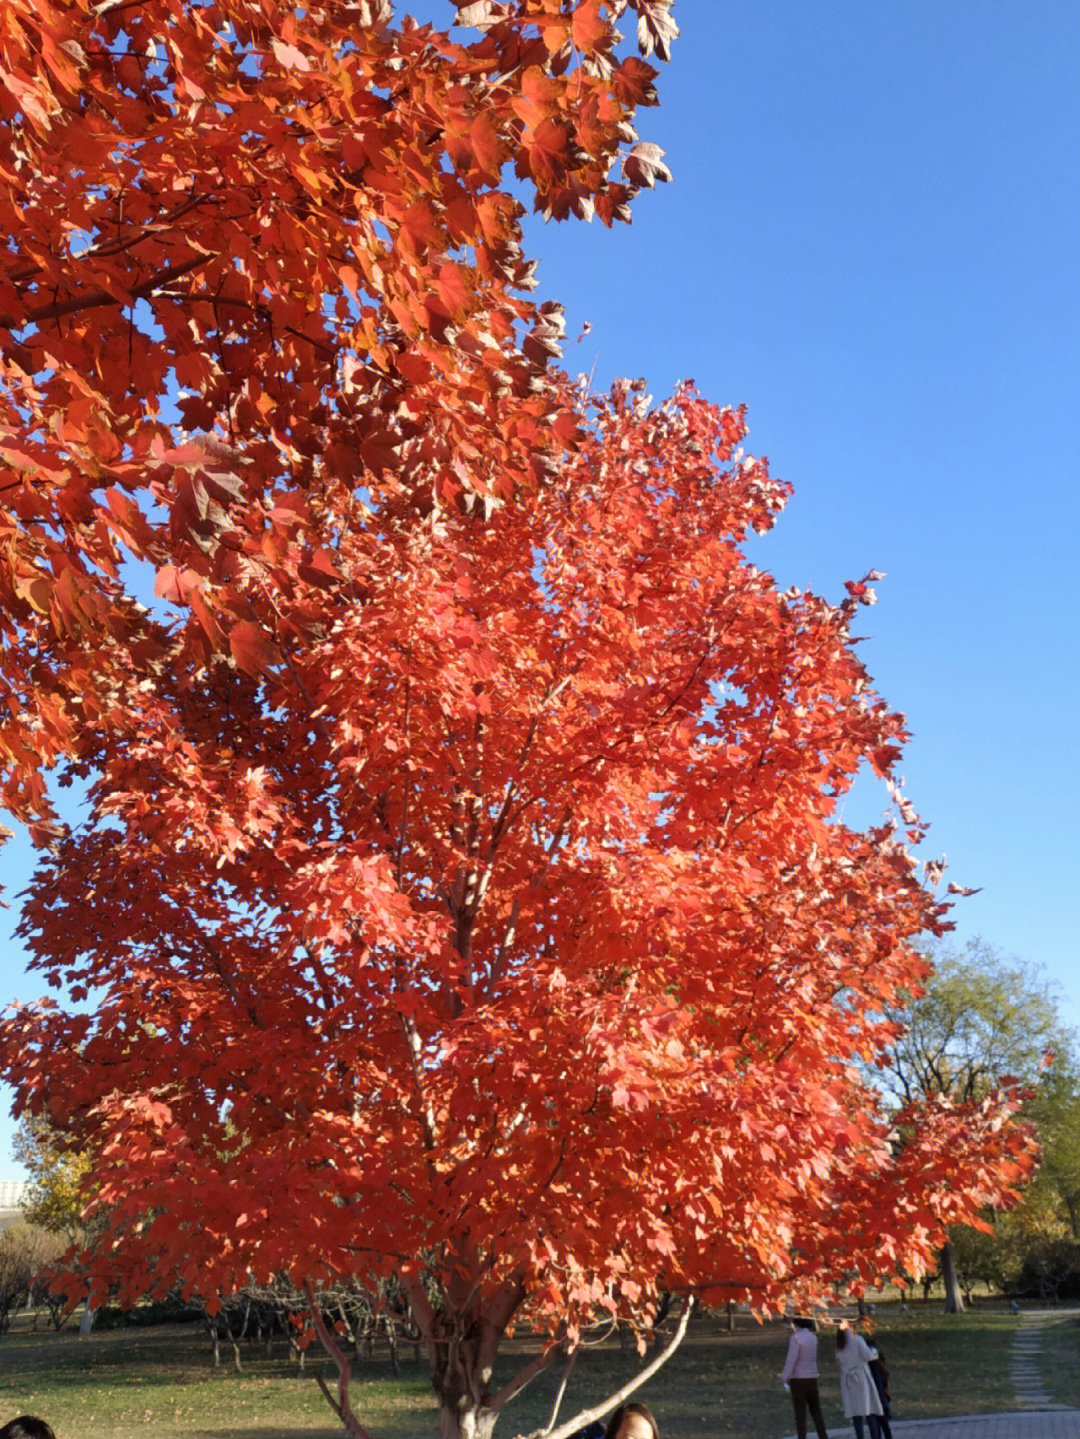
{"left": 782, "top": 1328, "right": 820, "bottom": 1381}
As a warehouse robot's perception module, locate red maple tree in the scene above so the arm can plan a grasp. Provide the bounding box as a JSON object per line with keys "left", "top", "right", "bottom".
{"left": 1, "top": 5, "right": 1035, "bottom": 1438}
{"left": 3, "top": 379, "right": 1033, "bottom": 1436}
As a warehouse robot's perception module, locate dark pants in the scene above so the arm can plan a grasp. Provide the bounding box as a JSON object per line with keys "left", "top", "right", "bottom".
{"left": 873, "top": 1388, "right": 892, "bottom": 1439}
{"left": 789, "top": 1378, "right": 829, "bottom": 1439}
{"left": 851, "top": 1417, "right": 882, "bottom": 1439}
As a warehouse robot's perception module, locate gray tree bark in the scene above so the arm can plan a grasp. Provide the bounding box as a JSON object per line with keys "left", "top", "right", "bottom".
{"left": 941, "top": 1241, "right": 965, "bottom": 1313}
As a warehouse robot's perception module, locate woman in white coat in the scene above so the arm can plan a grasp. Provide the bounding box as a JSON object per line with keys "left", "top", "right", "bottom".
{"left": 835, "top": 1322, "right": 883, "bottom": 1439}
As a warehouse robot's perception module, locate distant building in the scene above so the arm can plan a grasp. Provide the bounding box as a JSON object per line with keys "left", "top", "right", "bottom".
{"left": 0, "top": 1179, "right": 28, "bottom": 1228}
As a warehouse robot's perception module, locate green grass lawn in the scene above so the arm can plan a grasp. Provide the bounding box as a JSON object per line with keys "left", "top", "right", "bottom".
{"left": 1036, "top": 1315, "right": 1080, "bottom": 1409}
{"left": 0, "top": 1302, "right": 1052, "bottom": 1439}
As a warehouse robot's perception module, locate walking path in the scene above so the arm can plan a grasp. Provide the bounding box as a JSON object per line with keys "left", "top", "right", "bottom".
{"left": 885, "top": 1417, "right": 1080, "bottom": 1439}
{"left": 877, "top": 1308, "right": 1077, "bottom": 1439}
{"left": 1010, "top": 1309, "right": 1074, "bottom": 1411}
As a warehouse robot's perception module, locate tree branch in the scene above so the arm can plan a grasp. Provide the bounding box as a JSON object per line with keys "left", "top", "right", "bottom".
{"left": 544, "top": 1343, "right": 579, "bottom": 1428}
{"left": 517, "top": 1296, "right": 695, "bottom": 1439}
{"left": 10, "top": 192, "right": 215, "bottom": 284}
{"left": 400, "top": 1270, "right": 436, "bottom": 1344}
{"left": 490, "top": 1342, "right": 563, "bottom": 1414}
{"left": 399, "top": 1012, "right": 439, "bottom": 1153}
{"left": 2, "top": 254, "right": 211, "bottom": 330}
{"left": 303, "top": 1279, "right": 373, "bottom": 1439}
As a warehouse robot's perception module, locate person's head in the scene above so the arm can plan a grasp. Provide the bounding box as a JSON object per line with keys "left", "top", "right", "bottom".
{"left": 836, "top": 1322, "right": 850, "bottom": 1350}
{"left": 604, "top": 1403, "right": 659, "bottom": 1439}
{"left": 0, "top": 1419, "right": 57, "bottom": 1439}
{"left": 792, "top": 1316, "right": 817, "bottom": 1332}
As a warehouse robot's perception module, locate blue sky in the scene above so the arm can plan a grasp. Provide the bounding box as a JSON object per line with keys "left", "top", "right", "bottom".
{"left": 2, "top": 1, "right": 1078, "bottom": 1171}
{"left": 511, "top": 0, "right": 1080, "bottom": 1024}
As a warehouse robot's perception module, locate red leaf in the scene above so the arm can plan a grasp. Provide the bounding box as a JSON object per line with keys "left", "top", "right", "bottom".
{"left": 571, "top": 1, "right": 609, "bottom": 55}
{"left": 228, "top": 621, "right": 280, "bottom": 677}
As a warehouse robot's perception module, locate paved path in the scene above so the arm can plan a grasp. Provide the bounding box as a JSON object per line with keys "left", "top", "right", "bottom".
{"left": 883, "top": 1417, "right": 1080, "bottom": 1439}
{"left": 779, "top": 1408, "right": 1080, "bottom": 1439}
{"left": 1010, "top": 1309, "right": 1075, "bottom": 1411}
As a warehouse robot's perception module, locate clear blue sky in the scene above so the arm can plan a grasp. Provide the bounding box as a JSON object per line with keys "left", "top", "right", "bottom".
{"left": 509, "top": 0, "right": 1080, "bottom": 1025}
{"left": 2, "top": 1, "right": 1078, "bottom": 1172}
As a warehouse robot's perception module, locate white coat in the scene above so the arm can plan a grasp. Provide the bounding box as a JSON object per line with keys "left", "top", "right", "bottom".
{"left": 836, "top": 1333, "right": 884, "bottom": 1419}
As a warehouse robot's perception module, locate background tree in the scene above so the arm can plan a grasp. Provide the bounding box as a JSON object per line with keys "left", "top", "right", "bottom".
{"left": 1026, "top": 1055, "right": 1080, "bottom": 1243}
{"left": 0, "top": 1220, "right": 63, "bottom": 1334}
{"left": 13, "top": 1115, "right": 90, "bottom": 1248}
{"left": 1, "top": 384, "right": 1035, "bottom": 1439}
{"left": 12, "top": 1114, "right": 105, "bottom": 1333}
{"left": 879, "top": 937, "right": 1072, "bottom": 1310}
{"left": 967, "top": 1057, "right": 1080, "bottom": 1300}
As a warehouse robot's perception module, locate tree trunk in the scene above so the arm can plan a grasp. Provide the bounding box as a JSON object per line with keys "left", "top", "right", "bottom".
{"left": 1064, "top": 1193, "right": 1080, "bottom": 1241}
{"left": 429, "top": 1320, "right": 500, "bottom": 1439}
{"left": 437, "top": 1395, "right": 498, "bottom": 1439}
{"left": 941, "top": 1241, "right": 965, "bottom": 1313}
{"left": 385, "top": 1315, "right": 400, "bottom": 1377}
{"left": 407, "top": 1283, "right": 695, "bottom": 1439}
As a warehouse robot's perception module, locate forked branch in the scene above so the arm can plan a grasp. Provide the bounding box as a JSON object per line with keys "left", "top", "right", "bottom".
{"left": 517, "top": 1296, "right": 695, "bottom": 1439}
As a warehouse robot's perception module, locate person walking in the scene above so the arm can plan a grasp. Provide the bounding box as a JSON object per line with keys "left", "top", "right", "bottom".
{"left": 781, "top": 1316, "right": 830, "bottom": 1439}
{"left": 835, "top": 1320, "right": 883, "bottom": 1439}
{"left": 864, "top": 1338, "right": 892, "bottom": 1439}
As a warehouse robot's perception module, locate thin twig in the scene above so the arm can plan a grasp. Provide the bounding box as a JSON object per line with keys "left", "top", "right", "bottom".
{"left": 544, "top": 1343, "right": 579, "bottom": 1431}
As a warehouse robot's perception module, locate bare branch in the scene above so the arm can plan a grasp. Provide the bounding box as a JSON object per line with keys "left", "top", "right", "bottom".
{"left": 303, "top": 1279, "right": 374, "bottom": 1439}
{"left": 545, "top": 1343, "right": 579, "bottom": 1429}
{"left": 518, "top": 1296, "right": 695, "bottom": 1439}
{"left": 490, "top": 1342, "right": 562, "bottom": 1414}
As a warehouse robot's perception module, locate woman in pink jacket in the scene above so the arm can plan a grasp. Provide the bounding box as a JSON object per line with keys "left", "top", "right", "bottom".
{"left": 781, "top": 1317, "right": 830, "bottom": 1439}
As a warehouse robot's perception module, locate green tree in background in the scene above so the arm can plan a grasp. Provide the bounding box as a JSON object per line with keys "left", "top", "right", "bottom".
{"left": 1028, "top": 1057, "right": 1080, "bottom": 1242}
{"left": 13, "top": 1115, "right": 90, "bottom": 1247}
{"left": 881, "top": 937, "right": 1075, "bottom": 1310}
{"left": 13, "top": 1115, "right": 101, "bottom": 1333}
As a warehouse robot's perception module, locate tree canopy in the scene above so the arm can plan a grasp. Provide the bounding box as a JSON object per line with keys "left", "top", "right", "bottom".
{"left": 2, "top": 384, "right": 1035, "bottom": 1436}
{"left": 0, "top": 0, "right": 676, "bottom": 845}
